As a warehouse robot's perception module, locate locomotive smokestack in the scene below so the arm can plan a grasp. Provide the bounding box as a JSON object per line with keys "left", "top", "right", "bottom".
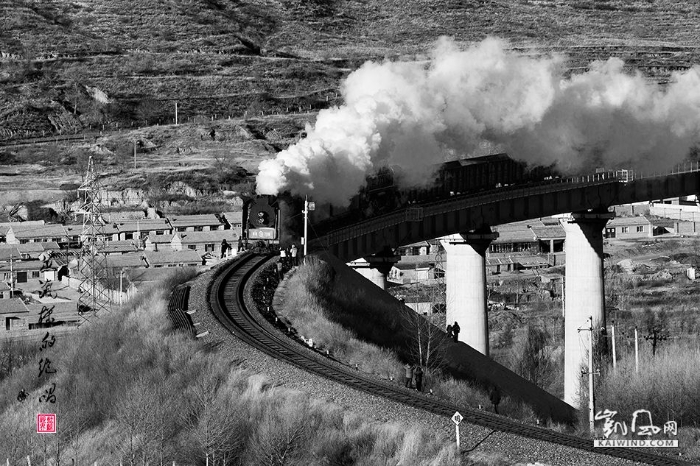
{"left": 257, "top": 37, "right": 700, "bottom": 206}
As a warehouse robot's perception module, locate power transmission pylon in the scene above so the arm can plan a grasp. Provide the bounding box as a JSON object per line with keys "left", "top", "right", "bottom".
{"left": 76, "top": 156, "right": 111, "bottom": 320}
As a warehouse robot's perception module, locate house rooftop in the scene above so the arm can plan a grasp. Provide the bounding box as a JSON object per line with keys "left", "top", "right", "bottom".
{"left": 115, "top": 219, "right": 170, "bottom": 232}
{"left": 0, "top": 242, "right": 61, "bottom": 254}
{"left": 531, "top": 225, "right": 566, "bottom": 240}
{"left": 168, "top": 214, "right": 223, "bottom": 228}
{"left": 102, "top": 211, "right": 146, "bottom": 222}
{"left": 0, "top": 298, "right": 29, "bottom": 314}
{"left": 105, "top": 253, "right": 148, "bottom": 269}
{"left": 9, "top": 224, "right": 67, "bottom": 239}
{"left": 486, "top": 257, "right": 514, "bottom": 266}
{"left": 608, "top": 216, "right": 652, "bottom": 227}
{"left": 0, "top": 260, "right": 46, "bottom": 272}
{"left": 492, "top": 220, "right": 544, "bottom": 243}
{"left": 177, "top": 230, "right": 240, "bottom": 243}
{"left": 146, "top": 233, "right": 175, "bottom": 244}
{"left": 145, "top": 250, "right": 202, "bottom": 265}
{"left": 221, "top": 211, "right": 243, "bottom": 223}
{"left": 97, "top": 240, "right": 139, "bottom": 254}
{"left": 65, "top": 224, "right": 120, "bottom": 236}
{"left": 0, "top": 221, "right": 45, "bottom": 236}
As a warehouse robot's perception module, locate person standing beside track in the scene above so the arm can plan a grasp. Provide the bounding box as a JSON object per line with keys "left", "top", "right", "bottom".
{"left": 414, "top": 364, "right": 423, "bottom": 392}
{"left": 276, "top": 260, "right": 284, "bottom": 280}
{"left": 280, "top": 247, "right": 287, "bottom": 267}
{"left": 403, "top": 362, "right": 413, "bottom": 389}
{"left": 290, "top": 244, "right": 298, "bottom": 266}
{"left": 489, "top": 385, "right": 501, "bottom": 414}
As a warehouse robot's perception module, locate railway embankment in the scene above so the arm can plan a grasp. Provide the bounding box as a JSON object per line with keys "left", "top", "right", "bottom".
{"left": 195, "top": 255, "right": 675, "bottom": 465}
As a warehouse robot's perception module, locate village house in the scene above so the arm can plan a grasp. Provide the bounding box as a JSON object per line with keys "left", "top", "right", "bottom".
{"left": 396, "top": 240, "right": 435, "bottom": 256}
{"left": 604, "top": 216, "right": 654, "bottom": 239}
{"left": 144, "top": 233, "right": 175, "bottom": 252}
{"left": 0, "top": 281, "right": 12, "bottom": 299}
{"left": 0, "top": 221, "right": 45, "bottom": 242}
{"left": 145, "top": 250, "right": 202, "bottom": 267}
{"left": 101, "top": 210, "right": 147, "bottom": 223}
{"left": 105, "top": 253, "right": 148, "bottom": 271}
{"left": 115, "top": 218, "right": 171, "bottom": 241}
{"left": 105, "top": 250, "right": 202, "bottom": 272}
{"left": 2, "top": 300, "right": 82, "bottom": 337}
{"left": 1, "top": 298, "right": 29, "bottom": 333}
{"left": 167, "top": 214, "right": 224, "bottom": 232}
{"left": 64, "top": 223, "right": 120, "bottom": 243}
{"left": 489, "top": 221, "right": 539, "bottom": 254}
{"left": 24, "top": 302, "right": 82, "bottom": 331}
{"left": 0, "top": 245, "right": 21, "bottom": 262}
{"left": 0, "top": 242, "right": 62, "bottom": 261}
{"left": 96, "top": 240, "right": 140, "bottom": 255}
{"left": 221, "top": 211, "right": 243, "bottom": 236}
{"left": 486, "top": 256, "right": 516, "bottom": 275}
{"left": 171, "top": 230, "right": 240, "bottom": 257}
{"left": 0, "top": 260, "right": 46, "bottom": 285}
{"left": 5, "top": 224, "right": 68, "bottom": 245}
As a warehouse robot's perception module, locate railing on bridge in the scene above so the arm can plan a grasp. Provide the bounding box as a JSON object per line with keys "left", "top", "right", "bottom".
{"left": 313, "top": 161, "right": 700, "bottom": 247}
{"left": 615, "top": 160, "right": 700, "bottom": 182}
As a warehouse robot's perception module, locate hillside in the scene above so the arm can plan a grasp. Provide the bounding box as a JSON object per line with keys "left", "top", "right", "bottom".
{"left": 3, "top": 0, "right": 700, "bottom": 140}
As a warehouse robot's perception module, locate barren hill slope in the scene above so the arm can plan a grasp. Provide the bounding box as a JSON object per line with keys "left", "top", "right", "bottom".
{"left": 2, "top": 0, "right": 700, "bottom": 139}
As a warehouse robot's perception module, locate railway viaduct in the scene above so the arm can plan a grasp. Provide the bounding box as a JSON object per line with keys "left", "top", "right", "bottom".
{"left": 310, "top": 165, "right": 700, "bottom": 408}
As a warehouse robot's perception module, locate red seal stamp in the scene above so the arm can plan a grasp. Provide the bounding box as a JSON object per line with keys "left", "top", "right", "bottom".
{"left": 37, "top": 413, "right": 56, "bottom": 433}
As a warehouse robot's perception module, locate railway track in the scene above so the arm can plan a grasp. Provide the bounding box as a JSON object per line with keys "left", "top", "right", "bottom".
{"left": 208, "top": 253, "right": 691, "bottom": 466}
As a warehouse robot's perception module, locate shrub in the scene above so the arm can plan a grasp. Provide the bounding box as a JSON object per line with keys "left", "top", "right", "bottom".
{"left": 0, "top": 265, "right": 460, "bottom": 465}
{"left": 595, "top": 341, "right": 700, "bottom": 429}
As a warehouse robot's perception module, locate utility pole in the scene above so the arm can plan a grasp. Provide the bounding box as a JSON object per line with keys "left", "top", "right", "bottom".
{"left": 634, "top": 326, "right": 639, "bottom": 373}
{"left": 561, "top": 277, "right": 565, "bottom": 317}
{"left": 302, "top": 196, "right": 314, "bottom": 264}
{"left": 578, "top": 316, "right": 597, "bottom": 434}
{"left": 175, "top": 101, "right": 178, "bottom": 125}
{"left": 9, "top": 251, "right": 14, "bottom": 298}
{"left": 119, "top": 269, "right": 125, "bottom": 306}
{"left": 611, "top": 323, "right": 617, "bottom": 372}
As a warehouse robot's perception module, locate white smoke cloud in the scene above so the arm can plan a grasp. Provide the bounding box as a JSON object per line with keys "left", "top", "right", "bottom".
{"left": 256, "top": 37, "right": 700, "bottom": 206}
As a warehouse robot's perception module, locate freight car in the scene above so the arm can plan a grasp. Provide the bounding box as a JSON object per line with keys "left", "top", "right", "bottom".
{"left": 352, "top": 153, "right": 559, "bottom": 216}
{"left": 254, "top": 153, "right": 561, "bottom": 241}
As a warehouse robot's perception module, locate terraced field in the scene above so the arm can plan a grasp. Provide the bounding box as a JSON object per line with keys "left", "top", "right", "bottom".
{"left": 3, "top": 0, "right": 700, "bottom": 140}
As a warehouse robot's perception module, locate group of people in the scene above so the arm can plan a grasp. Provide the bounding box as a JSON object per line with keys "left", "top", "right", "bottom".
{"left": 403, "top": 363, "right": 424, "bottom": 392}
{"left": 279, "top": 244, "right": 299, "bottom": 268}
{"left": 446, "top": 321, "right": 461, "bottom": 343}
{"left": 276, "top": 244, "right": 299, "bottom": 279}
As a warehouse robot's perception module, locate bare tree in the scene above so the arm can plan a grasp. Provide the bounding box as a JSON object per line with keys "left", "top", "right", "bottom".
{"left": 183, "top": 367, "right": 248, "bottom": 465}
{"left": 400, "top": 304, "right": 448, "bottom": 373}
{"left": 113, "top": 377, "right": 158, "bottom": 466}
{"left": 643, "top": 308, "right": 670, "bottom": 357}
{"left": 511, "top": 323, "right": 553, "bottom": 388}
{"left": 246, "top": 396, "right": 310, "bottom": 466}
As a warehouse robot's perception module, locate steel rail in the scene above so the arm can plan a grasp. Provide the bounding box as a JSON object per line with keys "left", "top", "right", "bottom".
{"left": 208, "top": 254, "right": 691, "bottom": 466}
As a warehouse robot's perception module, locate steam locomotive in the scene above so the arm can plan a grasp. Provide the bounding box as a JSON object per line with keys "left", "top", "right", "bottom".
{"left": 243, "top": 195, "right": 281, "bottom": 252}
{"left": 246, "top": 153, "right": 561, "bottom": 244}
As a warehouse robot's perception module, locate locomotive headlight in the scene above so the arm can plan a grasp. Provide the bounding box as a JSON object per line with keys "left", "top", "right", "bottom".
{"left": 257, "top": 211, "right": 268, "bottom": 225}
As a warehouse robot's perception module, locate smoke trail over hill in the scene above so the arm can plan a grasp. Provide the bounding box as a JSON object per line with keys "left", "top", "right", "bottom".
{"left": 256, "top": 37, "right": 700, "bottom": 206}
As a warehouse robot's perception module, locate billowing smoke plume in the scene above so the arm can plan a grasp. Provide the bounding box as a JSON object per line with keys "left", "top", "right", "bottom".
{"left": 257, "top": 37, "right": 700, "bottom": 206}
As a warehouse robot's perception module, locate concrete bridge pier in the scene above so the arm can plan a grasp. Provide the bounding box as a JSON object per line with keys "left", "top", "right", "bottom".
{"left": 561, "top": 210, "right": 614, "bottom": 408}
{"left": 441, "top": 228, "right": 499, "bottom": 356}
{"left": 348, "top": 248, "right": 400, "bottom": 290}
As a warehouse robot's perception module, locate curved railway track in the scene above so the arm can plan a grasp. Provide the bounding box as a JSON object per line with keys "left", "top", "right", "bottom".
{"left": 208, "top": 253, "right": 691, "bottom": 466}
